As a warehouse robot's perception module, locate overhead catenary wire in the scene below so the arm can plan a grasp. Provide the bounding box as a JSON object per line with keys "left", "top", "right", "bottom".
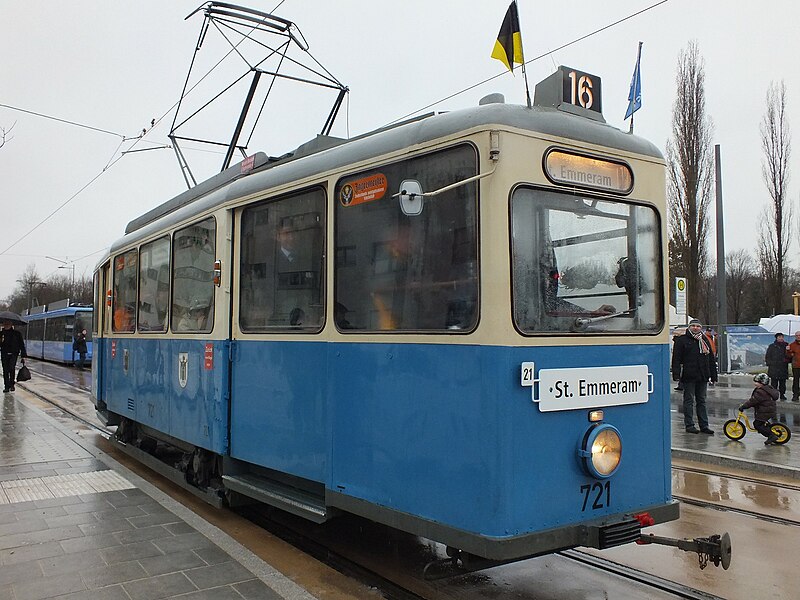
{"left": 0, "top": 0, "right": 668, "bottom": 264}
{"left": 387, "top": 0, "right": 670, "bottom": 125}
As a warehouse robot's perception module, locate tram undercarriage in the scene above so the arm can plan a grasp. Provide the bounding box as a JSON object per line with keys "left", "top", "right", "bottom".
{"left": 105, "top": 414, "right": 731, "bottom": 576}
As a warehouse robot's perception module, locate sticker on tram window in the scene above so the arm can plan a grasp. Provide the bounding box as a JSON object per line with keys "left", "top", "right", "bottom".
{"left": 580, "top": 481, "right": 611, "bottom": 511}
{"left": 544, "top": 149, "right": 633, "bottom": 194}
{"left": 339, "top": 173, "right": 388, "bottom": 207}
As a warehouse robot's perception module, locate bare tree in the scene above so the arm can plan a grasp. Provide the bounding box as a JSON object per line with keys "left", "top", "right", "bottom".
{"left": 725, "top": 249, "right": 754, "bottom": 323}
{"left": 0, "top": 122, "right": 15, "bottom": 149}
{"left": 758, "top": 80, "right": 792, "bottom": 314}
{"left": 666, "top": 41, "right": 715, "bottom": 317}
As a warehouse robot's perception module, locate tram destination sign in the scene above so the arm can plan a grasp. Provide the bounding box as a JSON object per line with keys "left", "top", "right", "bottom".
{"left": 544, "top": 149, "right": 633, "bottom": 194}
{"left": 534, "top": 364, "right": 650, "bottom": 412}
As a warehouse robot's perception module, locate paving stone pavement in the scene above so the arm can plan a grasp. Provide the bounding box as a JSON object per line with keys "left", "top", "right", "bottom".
{"left": 0, "top": 389, "right": 318, "bottom": 600}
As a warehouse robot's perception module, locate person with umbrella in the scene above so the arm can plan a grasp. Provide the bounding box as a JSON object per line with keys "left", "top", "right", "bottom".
{"left": 0, "top": 312, "right": 28, "bottom": 393}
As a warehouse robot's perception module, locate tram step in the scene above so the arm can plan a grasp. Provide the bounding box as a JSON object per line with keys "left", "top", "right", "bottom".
{"left": 222, "top": 473, "right": 328, "bottom": 523}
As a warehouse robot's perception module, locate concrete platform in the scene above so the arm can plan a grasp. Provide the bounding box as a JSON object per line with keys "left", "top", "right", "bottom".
{"left": 0, "top": 387, "right": 318, "bottom": 600}
{"left": 671, "top": 374, "right": 800, "bottom": 479}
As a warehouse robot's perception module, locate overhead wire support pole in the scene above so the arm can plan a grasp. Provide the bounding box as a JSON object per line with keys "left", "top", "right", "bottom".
{"left": 321, "top": 87, "right": 349, "bottom": 136}
{"left": 171, "top": 141, "right": 197, "bottom": 188}
{"left": 714, "top": 144, "right": 728, "bottom": 371}
{"left": 222, "top": 70, "right": 262, "bottom": 171}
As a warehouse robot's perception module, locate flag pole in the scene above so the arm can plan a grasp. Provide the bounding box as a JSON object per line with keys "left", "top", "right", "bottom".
{"left": 520, "top": 61, "right": 532, "bottom": 108}
{"left": 627, "top": 41, "right": 643, "bottom": 133}
{"left": 516, "top": 1, "right": 532, "bottom": 108}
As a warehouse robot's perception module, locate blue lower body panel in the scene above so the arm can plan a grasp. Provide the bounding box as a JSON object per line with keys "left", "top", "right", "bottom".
{"left": 103, "top": 338, "right": 228, "bottom": 454}
{"left": 100, "top": 336, "right": 671, "bottom": 544}
{"left": 228, "top": 340, "right": 671, "bottom": 539}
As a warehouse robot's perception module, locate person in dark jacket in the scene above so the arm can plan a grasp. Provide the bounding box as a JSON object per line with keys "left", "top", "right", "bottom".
{"left": 73, "top": 329, "right": 88, "bottom": 370}
{"left": 739, "top": 373, "right": 780, "bottom": 445}
{"left": 1, "top": 320, "right": 27, "bottom": 393}
{"left": 765, "top": 332, "right": 789, "bottom": 400}
{"left": 672, "top": 318, "right": 718, "bottom": 434}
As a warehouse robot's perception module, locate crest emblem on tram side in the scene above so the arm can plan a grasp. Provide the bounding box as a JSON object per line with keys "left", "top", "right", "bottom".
{"left": 340, "top": 184, "right": 353, "bottom": 206}
{"left": 178, "top": 352, "right": 189, "bottom": 388}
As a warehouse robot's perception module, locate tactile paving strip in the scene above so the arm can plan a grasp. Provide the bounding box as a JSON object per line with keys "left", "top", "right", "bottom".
{"left": 0, "top": 433, "right": 91, "bottom": 467}
{"left": 0, "top": 470, "right": 134, "bottom": 504}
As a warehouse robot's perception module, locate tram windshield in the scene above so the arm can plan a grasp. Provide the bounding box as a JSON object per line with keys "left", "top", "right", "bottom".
{"left": 511, "top": 187, "right": 662, "bottom": 334}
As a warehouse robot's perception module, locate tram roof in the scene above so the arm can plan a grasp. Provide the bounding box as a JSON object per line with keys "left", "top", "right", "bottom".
{"left": 111, "top": 100, "right": 662, "bottom": 254}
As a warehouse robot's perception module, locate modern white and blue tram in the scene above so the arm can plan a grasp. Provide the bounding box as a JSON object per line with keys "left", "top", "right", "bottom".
{"left": 24, "top": 300, "right": 93, "bottom": 365}
{"left": 91, "top": 67, "right": 730, "bottom": 570}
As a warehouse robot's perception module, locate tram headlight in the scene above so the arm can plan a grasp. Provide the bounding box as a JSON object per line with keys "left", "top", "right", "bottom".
{"left": 579, "top": 424, "right": 622, "bottom": 478}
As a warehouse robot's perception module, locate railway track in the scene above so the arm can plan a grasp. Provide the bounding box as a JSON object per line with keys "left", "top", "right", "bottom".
{"left": 18, "top": 370, "right": 113, "bottom": 438}
{"left": 22, "top": 371, "right": 733, "bottom": 600}
{"left": 673, "top": 463, "right": 800, "bottom": 491}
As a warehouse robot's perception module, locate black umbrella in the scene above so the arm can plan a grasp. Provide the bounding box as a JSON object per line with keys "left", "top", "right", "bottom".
{"left": 0, "top": 311, "right": 27, "bottom": 326}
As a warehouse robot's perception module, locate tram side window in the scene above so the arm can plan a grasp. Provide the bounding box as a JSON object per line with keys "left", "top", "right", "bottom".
{"left": 334, "top": 144, "right": 479, "bottom": 332}
{"left": 510, "top": 187, "right": 663, "bottom": 334}
{"left": 172, "top": 218, "right": 215, "bottom": 333}
{"left": 75, "top": 312, "right": 92, "bottom": 340}
{"left": 27, "top": 319, "right": 45, "bottom": 342}
{"left": 45, "top": 316, "right": 68, "bottom": 342}
{"left": 112, "top": 250, "right": 138, "bottom": 333}
{"left": 138, "top": 236, "right": 170, "bottom": 332}
{"left": 239, "top": 188, "right": 325, "bottom": 332}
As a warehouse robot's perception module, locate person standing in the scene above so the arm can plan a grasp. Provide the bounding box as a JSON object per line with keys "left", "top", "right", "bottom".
{"left": 786, "top": 331, "right": 800, "bottom": 402}
{"left": 74, "top": 329, "right": 88, "bottom": 370}
{"left": 0, "top": 320, "right": 27, "bottom": 393}
{"left": 672, "top": 318, "right": 718, "bottom": 434}
{"left": 703, "top": 327, "right": 718, "bottom": 386}
{"left": 765, "top": 332, "right": 789, "bottom": 400}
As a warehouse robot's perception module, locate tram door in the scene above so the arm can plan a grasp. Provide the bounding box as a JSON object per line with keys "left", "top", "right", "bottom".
{"left": 229, "top": 188, "right": 328, "bottom": 483}
{"left": 92, "top": 261, "right": 111, "bottom": 405}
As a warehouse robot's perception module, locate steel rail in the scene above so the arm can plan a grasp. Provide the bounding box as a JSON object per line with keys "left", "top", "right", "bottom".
{"left": 559, "top": 549, "right": 724, "bottom": 600}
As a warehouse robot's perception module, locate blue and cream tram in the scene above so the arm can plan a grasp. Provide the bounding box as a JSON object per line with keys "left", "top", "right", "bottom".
{"left": 92, "top": 67, "right": 729, "bottom": 568}
{"left": 24, "top": 300, "right": 93, "bottom": 365}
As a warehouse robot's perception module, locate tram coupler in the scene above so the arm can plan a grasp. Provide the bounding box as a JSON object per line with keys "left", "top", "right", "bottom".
{"left": 637, "top": 532, "right": 732, "bottom": 570}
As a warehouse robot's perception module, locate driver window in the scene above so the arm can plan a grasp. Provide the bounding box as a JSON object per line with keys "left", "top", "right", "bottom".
{"left": 511, "top": 187, "right": 662, "bottom": 334}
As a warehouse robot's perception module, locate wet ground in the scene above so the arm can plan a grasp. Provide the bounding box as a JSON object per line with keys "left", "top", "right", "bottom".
{"left": 11, "top": 361, "right": 800, "bottom": 599}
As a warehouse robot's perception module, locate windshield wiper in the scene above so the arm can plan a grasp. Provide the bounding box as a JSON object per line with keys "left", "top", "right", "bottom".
{"left": 573, "top": 308, "right": 636, "bottom": 331}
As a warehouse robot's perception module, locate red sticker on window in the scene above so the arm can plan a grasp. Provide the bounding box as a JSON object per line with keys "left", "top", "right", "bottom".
{"left": 339, "top": 173, "right": 387, "bottom": 207}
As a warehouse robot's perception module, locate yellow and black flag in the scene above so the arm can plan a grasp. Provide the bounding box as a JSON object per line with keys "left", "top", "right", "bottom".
{"left": 491, "top": 2, "right": 524, "bottom": 72}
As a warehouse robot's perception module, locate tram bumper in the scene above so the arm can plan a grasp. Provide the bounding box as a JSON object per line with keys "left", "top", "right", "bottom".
{"left": 579, "top": 499, "right": 680, "bottom": 550}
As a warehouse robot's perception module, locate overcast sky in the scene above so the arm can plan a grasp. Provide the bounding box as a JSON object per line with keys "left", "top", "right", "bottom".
{"left": 1, "top": 0, "right": 798, "bottom": 303}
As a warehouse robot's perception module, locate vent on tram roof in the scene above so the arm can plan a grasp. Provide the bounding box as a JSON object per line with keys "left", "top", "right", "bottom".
{"left": 479, "top": 93, "right": 505, "bottom": 105}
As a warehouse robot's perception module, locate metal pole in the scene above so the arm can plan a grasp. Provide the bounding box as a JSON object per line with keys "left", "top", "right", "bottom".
{"left": 714, "top": 145, "right": 728, "bottom": 371}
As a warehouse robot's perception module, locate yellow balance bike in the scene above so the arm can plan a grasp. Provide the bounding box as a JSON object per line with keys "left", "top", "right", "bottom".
{"left": 723, "top": 411, "right": 791, "bottom": 444}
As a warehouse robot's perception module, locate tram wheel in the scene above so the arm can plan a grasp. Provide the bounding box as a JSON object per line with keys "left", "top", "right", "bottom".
{"left": 771, "top": 423, "right": 792, "bottom": 445}
{"left": 723, "top": 419, "right": 746, "bottom": 441}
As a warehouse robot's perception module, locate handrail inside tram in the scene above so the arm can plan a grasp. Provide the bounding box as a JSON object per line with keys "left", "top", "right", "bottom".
{"left": 573, "top": 308, "right": 637, "bottom": 331}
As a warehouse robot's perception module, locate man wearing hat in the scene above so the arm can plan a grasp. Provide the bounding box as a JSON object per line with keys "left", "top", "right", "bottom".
{"left": 765, "top": 332, "right": 789, "bottom": 400}
{"left": 672, "top": 318, "right": 718, "bottom": 434}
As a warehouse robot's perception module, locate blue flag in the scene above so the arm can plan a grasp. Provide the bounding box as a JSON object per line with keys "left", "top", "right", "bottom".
{"left": 625, "top": 42, "right": 643, "bottom": 120}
